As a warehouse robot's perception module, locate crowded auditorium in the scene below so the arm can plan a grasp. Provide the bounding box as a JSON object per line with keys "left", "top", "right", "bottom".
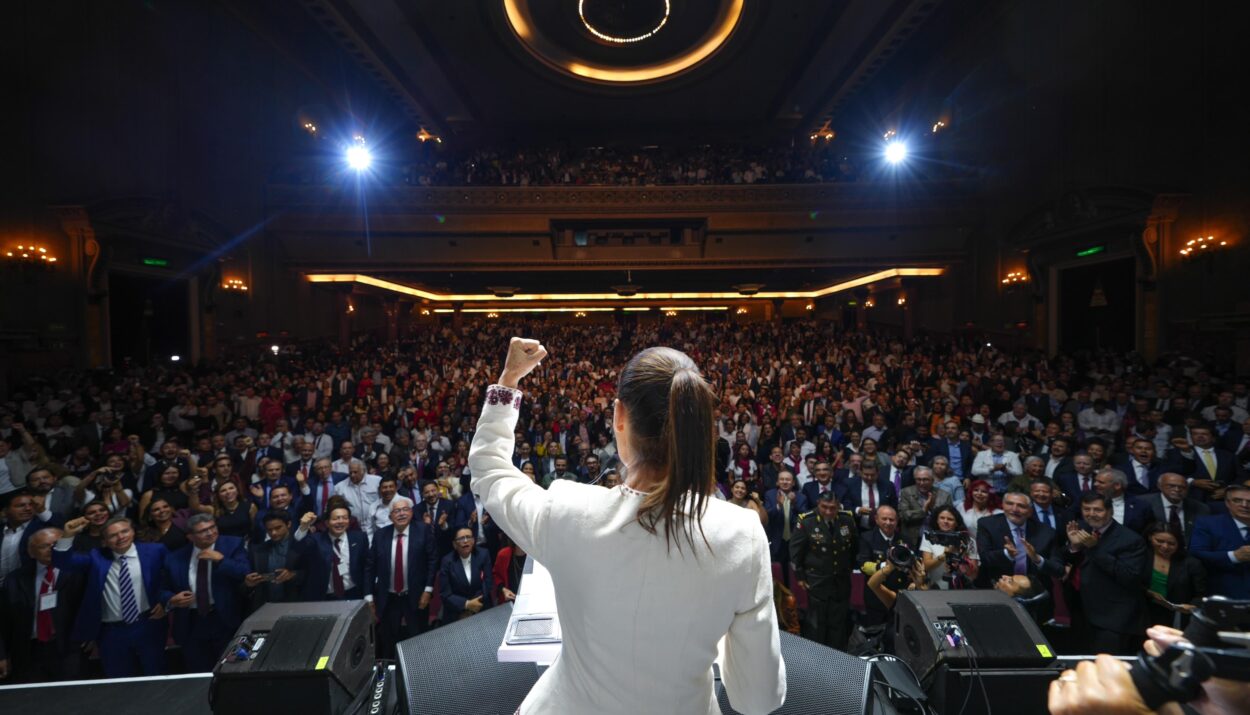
{"left": 1, "top": 2, "right": 1248, "bottom": 714}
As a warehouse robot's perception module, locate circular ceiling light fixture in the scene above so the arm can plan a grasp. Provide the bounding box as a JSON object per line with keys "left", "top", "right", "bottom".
{"left": 578, "top": 0, "right": 670, "bottom": 44}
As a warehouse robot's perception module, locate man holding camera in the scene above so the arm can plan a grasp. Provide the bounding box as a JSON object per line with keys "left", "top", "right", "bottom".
{"left": 857, "top": 505, "right": 910, "bottom": 628}
{"left": 790, "top": 491, "right": 858, "bottom": 649}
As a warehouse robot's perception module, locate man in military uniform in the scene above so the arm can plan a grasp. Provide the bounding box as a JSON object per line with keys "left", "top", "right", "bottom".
{"left": 790, "top": 491, "right": 858, "bottom": 649}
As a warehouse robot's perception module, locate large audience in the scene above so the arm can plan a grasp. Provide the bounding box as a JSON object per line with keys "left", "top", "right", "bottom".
{"left": 270, "top": 142, "right": 868, "bottom": 187}
{"left": 1, "top": 318, "right": 1248, "bottom": 682}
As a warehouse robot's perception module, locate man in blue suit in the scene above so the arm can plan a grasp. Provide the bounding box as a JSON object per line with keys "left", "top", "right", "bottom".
{"left": 439, "top": 527, "right": 493, "bottom": 621}
{"left": 415, "top": 480, "right": 457, "bottom": 558}
{"left": 249, "top": 459, "right": 299, "bottom": 511}
{"left": 296, "top": 505, "right": 369, "bottom": 600}
{"left": 764, "top": 471, "right": 809, "bottom": 582}
{"left": 161, "top": 513, "right": 249, "bottom": 671}
{"left": 1114, "top": 438, "right": 1168, "bottom": 495}
{"left": 1189, "top": 485, "right": 1250, "bottom": 598}
{"left": 800, "top": 463, "right": 847, "bottom": 507}
{"left": 845, "top": 462, "right": 897, "bottom": 532}
{"left": 366, "top": 499, "right": 436, "bottom": 657}
{"left": 1094, "top": 468, "right": 1151, "bottom": 533}
{"left": 54, "top": 515, "right": 169, "bottom": 677}
{"left": 298, "top": 458, "right": 348, "bottom": 517}
{"left": 931, "top": 421, "right": 973, "bottom": 481}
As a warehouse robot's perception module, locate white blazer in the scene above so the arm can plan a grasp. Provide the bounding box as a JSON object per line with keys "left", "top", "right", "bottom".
{"left": 469, "top": 385, "right": 786, "bottom": 715}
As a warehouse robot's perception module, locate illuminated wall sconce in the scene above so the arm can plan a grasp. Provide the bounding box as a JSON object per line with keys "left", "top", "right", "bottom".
{"left": 419, "top": 308, "right": 431, "bottom": 316}
{"left": 864, "top": 298, "right": 875, "bottom": 308}
{"left": 1001, "top": 270, "right": 1028, "bottom": 285}
{"left": 896, "top": 297, "right": 907, "bottom": 306}
{"left": 223, "top": 278, "right": 249, "bottom": 292}
{"left": 4, "top": 243, "right": 58, "bottom": 268}
{"left": 574, "top": 311, "right": 586, "bottom": 318}
{"left": 346, "top": 301, "right": 355, "bottom": 314}
{"left": 302, "top": 121, "right": 318, "bottom": 135}
{"left": 486, "top": 312, "right": 499, "bottom": 319}
{"left": 804, "top": 303, "right": 814, "bottom": 311}
{"left": 735, "top": 307, "right": 748, "bottom": 315}
{"left": 664, "top": 310, "right": 678, "bottom": 317}
{"left": 1179, "top": 235, "right": 1229, "bottom": 258}
{"left": 416, "top": 128, "right": 442, "bottom": 143}
{"left": 882, "top": 129, "right": 897, "bottom": 141}
{"left": 931, "top": 120, "right": 947, "bottom": 134}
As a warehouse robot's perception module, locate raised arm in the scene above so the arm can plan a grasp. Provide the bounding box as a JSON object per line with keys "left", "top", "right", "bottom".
{"left": 468, "top": 338, "right": 553, "bottom": 562}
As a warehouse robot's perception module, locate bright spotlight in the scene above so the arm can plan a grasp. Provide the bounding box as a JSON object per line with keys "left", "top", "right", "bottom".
{"left": 270, "top": 345, "right": 280, "bottom": 355}
{"left": 884, "top": 140, "right": 908, "bottom": 165}
{"left": 346, "top": 144, "right": 372, "bottom": 171}
{"left": 170, "top": 355, "right": 181, "bottom": 362}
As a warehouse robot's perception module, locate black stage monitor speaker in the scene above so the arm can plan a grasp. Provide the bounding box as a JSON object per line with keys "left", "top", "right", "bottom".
{"left": 210, "top": 601, "right": 375, "bottom": 715}
{"left": 893, "top": 590, "right": 1057, "bottom": 683}
{"left": 397, "top": 603, "right": 877, "bottom": 715}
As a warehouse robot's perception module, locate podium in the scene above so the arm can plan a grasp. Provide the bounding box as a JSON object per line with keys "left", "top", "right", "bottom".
{"left": 497, "top": 556, "right": 562, "bottom": 665}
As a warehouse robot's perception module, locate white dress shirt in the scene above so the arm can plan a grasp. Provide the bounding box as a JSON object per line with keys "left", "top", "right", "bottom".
{"left": 1228, "top": 519, "right": 1250, "bottom": 563}
{"left": 334, "top": 474, "right": 382, "bottom": 537}
{"left": 103, "top": 544, "right": 150, "bottom": 621}
{"left": 1130, "top": 460, "right": 1152, "bottom": 489}
{"left": 189, "top": 543, "right": 216, "bottom": 606}
{"left": 32, "top": 562, "right": 60, "bottom": 637}
{"left": 469, "top": 385, "right": 785, "bottom": 715}
{"left": 327, "top": 534, "right": 355, "bottom": 594}
{"left": 331, "top": 457, "right": 364, "bottom": 475}
{"left": 1111, "top": 496, "right": 1126, "bottom": 524}
{"left": 1, "top": 520, "right": 31, "bottom": 586}
{"left": 392, "top": 526, "right": 432, "bottom": 595}
{"left": 1159, "top": 495, "right": 1186, "bottom": 533}
{"left": 306, "top": 433, "right": 333, "bottom": 460}
{"left": 460, "top": 553, "right": 474, "bottom": 584}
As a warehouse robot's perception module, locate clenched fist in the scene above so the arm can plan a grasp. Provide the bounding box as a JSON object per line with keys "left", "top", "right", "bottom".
{"left": 498, "top": 338, "right": 548, "bottom": 388}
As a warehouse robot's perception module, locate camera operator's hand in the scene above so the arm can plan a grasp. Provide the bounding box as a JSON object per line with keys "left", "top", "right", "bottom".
{"left": 1143, "top": 625, "right": 1250, "bottom": 715}
{"left": 1048, "top": 655, "right": 1152, "bottom": 715}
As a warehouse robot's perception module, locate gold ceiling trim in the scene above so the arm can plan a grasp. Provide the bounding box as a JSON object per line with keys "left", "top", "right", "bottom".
{"left": 305, "top": 267, "right": 944, "bottom": 303}
{"left": 502, "top": 0, "right": 745, "bottom": 84}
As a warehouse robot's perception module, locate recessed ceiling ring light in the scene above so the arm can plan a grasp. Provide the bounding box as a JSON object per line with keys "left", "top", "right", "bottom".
{"left": 578, "top": 0, "right": 670, "bottom": 44}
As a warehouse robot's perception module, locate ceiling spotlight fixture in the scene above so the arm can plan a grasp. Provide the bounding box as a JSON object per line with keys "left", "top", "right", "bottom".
{"left": 578, "top": 0, "right": 670, "bottom": 44}
{"left": 487, "top": 286, "right": 521, "bottom": 298}
{"left": 897, "top": 297, "right": 907, "bottom": 306}
{"left": 270, "top": 345, "right": 280, "bottom": 355}
{"left": 733, "top": 283, "right": 765, "bottom": 296}
{"left": 884, "top": 140, "right": 908, "bottom": 165}
{"left": 346, "top": 137, "right": 372, "bottom": 171}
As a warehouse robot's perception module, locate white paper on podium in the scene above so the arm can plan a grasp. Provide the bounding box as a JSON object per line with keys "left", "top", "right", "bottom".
{"left": 497, "top": 555, "right": 563, "bottom": 664}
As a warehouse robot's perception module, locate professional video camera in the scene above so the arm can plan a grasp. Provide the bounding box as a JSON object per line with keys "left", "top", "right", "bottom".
{"left": 924, "top": 530, "right": 974, "bottom": 588}
{"left": 887, "top": 543, "right": 916, "bottom": 569}
{"left": 1130, "top": 596, "right": 1250, "bottom": 709}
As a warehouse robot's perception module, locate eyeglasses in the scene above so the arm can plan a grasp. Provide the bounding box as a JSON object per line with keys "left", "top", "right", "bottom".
{"left": 453, "top": 536, "right": 474, "bottom": 543}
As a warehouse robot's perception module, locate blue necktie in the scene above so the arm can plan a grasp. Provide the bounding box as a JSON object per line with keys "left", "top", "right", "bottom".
{"left": 1013, "top": 526, "right": 1028, "bottom": 575}
{"left": 117, "top": 555, "right": 141, "bottom": 624}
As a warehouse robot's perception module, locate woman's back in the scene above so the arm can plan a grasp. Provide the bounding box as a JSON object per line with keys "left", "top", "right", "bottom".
{"left": 470, "top": 385, "right": 785, "bottom": 715}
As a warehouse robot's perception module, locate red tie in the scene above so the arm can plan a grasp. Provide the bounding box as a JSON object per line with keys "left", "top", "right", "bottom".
{"left": 393, "top": 532, "right": 406, "bottom": 593}
{"left": 1081, "top": 476, "right": 1091, "bottom": 492}
{"left": 331, "top": 538, "right": 346, "bottom": 598}
{"left": 868, "top": 486, "right": 876, "bottom": 509}
{"left": 321, "top": 476, "right": 331, "bottom": 513}
{"left": 36, "top": 568, "right": 55, "bottom": 642}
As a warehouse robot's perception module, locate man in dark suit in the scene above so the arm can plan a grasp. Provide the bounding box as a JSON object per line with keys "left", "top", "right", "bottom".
{"left": 1043, "top": 436, "right": 1076, "bottom": 482}
{"left": 243, "top": 511, "right": 305, "bottom": 614}
{"left": 1114, "top": 438, "right": 1168, "bottom": 495}
{"left": 300, "top": 458, "right": 348, "bottom": 517}
{"left": 976, "top": 491, "right": 1065, "bottom": 589}
{"left": 439, "top": 528, "right": 494, "bottom": 621}
{"left": 24, "top": 467, "right": 77, "bottom": 523}
{"left": 855, "top": 506, "right": 908, "bottom": 627}
{"left": 54, "top": 515, "right": 169, "bottom": 677}
{"left": 367, "top": 499, "right": 437, "bottom": 658}
{"left": 764, "top": 471, "right": 808, "bottom": 580}
{"left": 1056, "top": 454, "right": 1098, "bottom": 508}
{"left": 1063, "top": 493, "right": 1151, "bottom": 655}
{"left": 284, "top": 442, "right": 317, "bottom": 481}
{"left": 161, "top": 513, "right": 249, "bottom": 671}
{"left": 1, "top": 490, "right": 62, "bottom": 586}
{"left": 1146, "top": 473, "right": 1210, "bottom": 547}
{"left": 1188, "top": 485, "right": 1250, "bottom": 598}
{"left": 1094, "top": 468, "right": 1151, "bottom": 533}
{"left": 1029, "top": 479, "right": 1071, "bottom": 540}
{"left": 330, "top": 371, "right": 356, "bottom": 409}
{"left": 455, "top": 489, "right": 502, "bottom": 556}
{"left": 885, "top": 449, "right": 915, "bottom": 494}
{"left": 0, "top": 528, "right": 87, "bottom": 682}
{"left": 1178, "top": 426, "right": 1243, "bottom": 501}
{"left": 251, "top": 484, "right": 307, "bottom": 542}
{"left": 415, "top": 480, "right": 456, "bottom": 558}
{"left": 930, "top": 421, "right": 973, "bottom": 482}
{"left": 298, "top": 505, "right": 369, "bottom": 600}
{"left": 800, "top": 462, "right": 847, "bottom": 507}
{"left": 250, "top": 458, "right": 299, "bottom": 511}
{"left": 73, "top": 411, "right": 113, "bottom": 457}
{"left": 142, "top": 439, "right": 192, "bottom": 494}
{"left": 294, "top": 384, "right": 324, "bottom": 413}
{"left": 845, "top": 462, "right": 898, "bottom": 532}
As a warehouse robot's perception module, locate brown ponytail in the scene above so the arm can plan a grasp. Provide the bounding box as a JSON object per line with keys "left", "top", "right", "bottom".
{"left": 618, "top": 347, "right": 717, "bottom": 554}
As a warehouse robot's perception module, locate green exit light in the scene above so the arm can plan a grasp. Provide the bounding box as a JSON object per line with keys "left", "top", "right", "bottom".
{"left": 142, "top": 258, "right": 169, "bottom": 267}
{"left": 1075, "top": 246, "right": 1106, "bottom": 258}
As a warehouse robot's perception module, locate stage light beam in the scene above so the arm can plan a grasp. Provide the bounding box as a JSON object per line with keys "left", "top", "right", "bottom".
{"left": 346, "top": 144, "right": 372, "bottom": 171}
{"left": 884, "top": 140, "right": 908, "bottom": 165}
